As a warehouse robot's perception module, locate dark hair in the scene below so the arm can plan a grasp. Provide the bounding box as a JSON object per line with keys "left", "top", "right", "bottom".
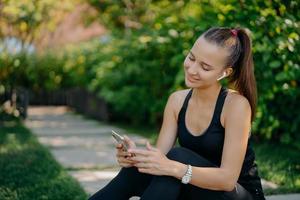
{"left": 203, "top": 27, "right": 257, "bottom": 122}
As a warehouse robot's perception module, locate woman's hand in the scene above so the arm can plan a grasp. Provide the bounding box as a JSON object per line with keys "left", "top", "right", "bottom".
{"left": 115, "top": 135, "right": 137, "bottom": 168}
{"left": 127, "top": 141, "right": 175, "bottom": 176}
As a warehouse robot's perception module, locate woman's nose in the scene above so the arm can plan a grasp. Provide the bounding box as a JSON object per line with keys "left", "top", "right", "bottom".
{"left": 187, "top": 63, "right": 199, "bottom": 75}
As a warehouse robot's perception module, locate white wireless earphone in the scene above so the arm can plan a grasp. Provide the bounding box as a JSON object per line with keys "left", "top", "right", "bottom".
{"left": 217, "top": 72, "right": 227, "bottom": 81}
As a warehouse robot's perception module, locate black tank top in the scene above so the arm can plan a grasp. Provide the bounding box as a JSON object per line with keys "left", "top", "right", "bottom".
{"left": 177, "top": 86, "right": 266, "bottom": 200}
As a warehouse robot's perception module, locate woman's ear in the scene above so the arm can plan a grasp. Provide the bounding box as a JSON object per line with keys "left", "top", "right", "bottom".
{"left": 217, "top": 72, "right": 227, "bottom": 81}
{"left": 226, "top": 67, "right": 233, "bottom": 76}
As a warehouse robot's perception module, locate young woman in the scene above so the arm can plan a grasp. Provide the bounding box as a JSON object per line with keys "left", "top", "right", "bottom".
{"left": 89, "top": 27, "right": 266, "bottom": 200}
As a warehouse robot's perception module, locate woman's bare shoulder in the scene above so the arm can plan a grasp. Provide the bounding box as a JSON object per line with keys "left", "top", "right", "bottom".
{"left": 226, "top": 88, "right": 249, "bottom": 104}
{"left": 221, "top": 88, "right": 251, "bottom": 127}
{"left": 169, "top": 89, "right": 191, "bottom": 114}
{"left": 227, "top": 88, "right": 239, "bottom": 95}
{"left": 224, "top": 88, "right": 251, "bottom": 114}
{"left": 170, "top": 88, "right": 190, "bottom": 101}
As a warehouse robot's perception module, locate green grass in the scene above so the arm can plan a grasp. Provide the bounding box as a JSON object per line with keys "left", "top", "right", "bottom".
{"left": 111, "top": 121, "right": 300, "bottom": 196}
{"left": 0, "top": 115, "right": 87, "bottom": 200}
{"left": 253, "top": 141, "right": 300, "bottom": 195}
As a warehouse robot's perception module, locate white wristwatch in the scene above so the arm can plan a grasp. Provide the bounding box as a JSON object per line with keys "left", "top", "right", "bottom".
{"left": 181, "top": 164, "right": 192, "bottom": 184}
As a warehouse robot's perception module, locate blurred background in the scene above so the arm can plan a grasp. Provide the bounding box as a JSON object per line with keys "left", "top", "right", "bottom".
{"left": 0, "top": 0, "right": 299, "bottom": 199}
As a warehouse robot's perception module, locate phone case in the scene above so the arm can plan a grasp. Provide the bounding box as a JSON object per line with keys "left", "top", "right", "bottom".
{"left": 111, "top": 130, "right": 129, "bottom": 151}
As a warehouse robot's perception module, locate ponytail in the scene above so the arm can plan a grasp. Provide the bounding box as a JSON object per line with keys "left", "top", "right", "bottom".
{"left": 203, "top": 27, "right": 257, "bottom": 122}
{"left": 228, "top": 29, "right": 257, "bottom": 122}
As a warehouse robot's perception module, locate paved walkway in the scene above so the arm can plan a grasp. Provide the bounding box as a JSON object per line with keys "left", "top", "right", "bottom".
{"left": 25, "top": 106, "right": 299, "bottom": 200}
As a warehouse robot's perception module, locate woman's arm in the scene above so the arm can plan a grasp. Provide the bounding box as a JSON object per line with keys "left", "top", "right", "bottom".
{"left": 169, "top": 93, "right": 252, "bottom": 192}
{"left": 155, "top": 91, "right": 181, "bottom": 154}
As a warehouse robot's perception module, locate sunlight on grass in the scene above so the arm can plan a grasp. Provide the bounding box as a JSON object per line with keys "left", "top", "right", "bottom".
{"left": 0, "top": 116, "right": 87, "bottom": 200}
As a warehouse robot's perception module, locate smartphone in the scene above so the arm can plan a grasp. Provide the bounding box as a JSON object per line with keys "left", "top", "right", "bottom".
{"left": 111, "top": 130, "right": 129, "bottom": 151}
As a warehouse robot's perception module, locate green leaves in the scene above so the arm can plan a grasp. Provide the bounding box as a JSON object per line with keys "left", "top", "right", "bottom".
{"left": 87, "top": 0, "right": 300, "bottom": 148}
{"left": 0, "top": 0, "right": 75, "bottom": 50}
{"left": 270, "top": 60, "right": 281, "bottom": 69}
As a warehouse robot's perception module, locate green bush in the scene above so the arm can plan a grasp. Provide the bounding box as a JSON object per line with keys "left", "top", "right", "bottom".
{"left": 86, "top": 0, "right": 300, "bottom": 148}
{"left": 87, "top": 30, "right": 189, "bottom": 125}
{"left": 1, "top": 0, "right": 299, "bottom": 148}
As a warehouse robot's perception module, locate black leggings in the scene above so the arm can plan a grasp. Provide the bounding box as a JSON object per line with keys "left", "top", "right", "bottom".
{"left": 89, "top": 147, "right": 254, "bottom": 200}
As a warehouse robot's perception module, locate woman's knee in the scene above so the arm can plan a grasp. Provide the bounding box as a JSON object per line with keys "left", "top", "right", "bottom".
{"left": 119, "top": 166, "right": 153, "bottom": 184}
{"left": 119, "top": 166, "right": 140, "bottom": 177}
{"left": 166, "top": 147, "right": 217, "bottom": 167}
{"left": 166, "top": 147, "right": 190, "bottom": 163}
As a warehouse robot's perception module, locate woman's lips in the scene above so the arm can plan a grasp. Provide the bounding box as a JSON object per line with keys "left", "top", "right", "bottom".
{"left": 187, "top": 75, "right": 200, "bottom": 83}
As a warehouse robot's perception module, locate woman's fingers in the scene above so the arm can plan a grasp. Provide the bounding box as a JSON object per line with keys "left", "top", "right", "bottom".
{"left": 128, "top": 148, "right": 152, "bottom": 156}
{"left": 116, "top": 147, "right": 133, "bottom": 156}
{"left": 118, "top": 157, "right": 135, "bottom": 163}
{"left": 146, "top": 140, "right": 158, "bottom": 151}
{"left": 134, "top": 162, "right": 154, "bottom": 169}
{"left": 117, "top": 151, "right": 133, "bottom": 157}
{"left": 123, "top": 135, "right": 136, "bottom": 149}
{"left": 116, "top": 148, "right": 136, "bottom": 168}
{"left": 128, "top": 155, "right": 148, "bottom": 163}
{"left": 117, "top": 157, "right": 137, "bottom": 168}
{"left": 118, "top": 158, "right": 133, "bottom": 168}
{"left": 114, "top": 136, "right": 137, "bottom": 168}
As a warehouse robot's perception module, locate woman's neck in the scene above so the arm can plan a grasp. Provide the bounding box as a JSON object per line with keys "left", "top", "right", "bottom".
{"left": 191, "top": 84, "right": 222, "bottom": 105}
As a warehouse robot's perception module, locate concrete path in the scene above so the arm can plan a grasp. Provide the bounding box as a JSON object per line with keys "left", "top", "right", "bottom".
{"left": 25, "top": 106, "right": 299, "bottom": 200}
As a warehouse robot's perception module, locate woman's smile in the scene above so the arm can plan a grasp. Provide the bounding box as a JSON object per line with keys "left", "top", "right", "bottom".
{"left": 187, "top": 75, "right": 200, "bottom": 83}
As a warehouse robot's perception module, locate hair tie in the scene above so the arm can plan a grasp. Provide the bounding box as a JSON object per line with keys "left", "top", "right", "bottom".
{"left": 230, "top": 29, "right": 238, "bottom": 37}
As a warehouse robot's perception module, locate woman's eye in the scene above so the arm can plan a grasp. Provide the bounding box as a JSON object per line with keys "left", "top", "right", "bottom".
{"left": 187, "top": 56, "right": 210, "bottom": 71}
{"left": 200, "top": 63, "right": 209, "bottom": 71}
{"left": 188, "top": 57, "right": 194, "bottom": 61}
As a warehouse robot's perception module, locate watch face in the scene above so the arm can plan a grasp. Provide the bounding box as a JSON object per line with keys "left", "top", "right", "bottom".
{"left": 183, "top": 176, "right": 190, "bottom": 183}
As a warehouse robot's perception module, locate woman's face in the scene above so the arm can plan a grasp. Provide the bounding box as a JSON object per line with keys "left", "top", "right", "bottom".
{"left": 183, "top": 36, "right": 230, "bottom": 88}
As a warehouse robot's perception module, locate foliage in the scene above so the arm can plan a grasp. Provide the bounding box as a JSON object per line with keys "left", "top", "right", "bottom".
{"left": 0, "top": 51, "right": 84, "bottom": 92}
{"left": 0, "top": 0, "right": 299, "bottom": 148}
{"left": 86, "top": 0, "right": 300, "bottom": 148}
{"left": 0, "top": 0, "right": 77, "bottom": 49}
{"left": 87, "top": 31, "right": 187, "bottom": 125}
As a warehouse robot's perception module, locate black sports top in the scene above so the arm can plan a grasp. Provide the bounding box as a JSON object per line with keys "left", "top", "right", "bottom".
{"left": 177, "top": 86, "right": 265, "bottom": 200}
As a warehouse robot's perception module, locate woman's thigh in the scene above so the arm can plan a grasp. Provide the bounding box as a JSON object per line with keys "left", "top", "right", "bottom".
{"left": 167, "top": 147, "right": 253, "bottom": 200}
{"left": 178, "top": 182, "right": 253, "bottom": 200}
{"left": 178, "top": 183, "right": 225, "bottom": 200}
{"left": 88, "top": 167, "right": 153, "bottom": 200}
{"left": 222, "top": 183, "right": 254, "bottom": 200}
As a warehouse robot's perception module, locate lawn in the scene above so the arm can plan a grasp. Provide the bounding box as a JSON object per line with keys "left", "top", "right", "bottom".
{"left": 253, "top": 141, "right": 300, "bottom": 195}
{"left": 0, "top": 114, "right": 87, "bottom": 200}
